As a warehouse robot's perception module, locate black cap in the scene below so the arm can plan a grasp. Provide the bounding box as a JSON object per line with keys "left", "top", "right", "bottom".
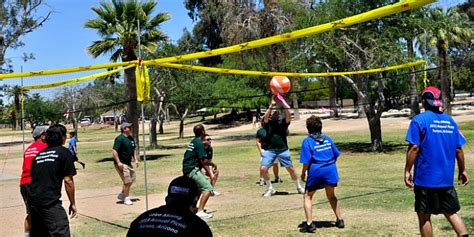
{"left": 166, "top": 176, "right": 200, "bottom": 206}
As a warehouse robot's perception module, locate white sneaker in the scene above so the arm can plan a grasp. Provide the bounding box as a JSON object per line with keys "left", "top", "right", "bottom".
{"left": 212, "top": 190, "right": 221, "bottom": 197}
{"left": 262, "top": 188, "right": 276, "bottom": 197}
{"left": 124, "top": 197, "right": 133, "bottom": 205}
{"left": 117, "top": 193, "right": 125, "bottom": 201}
{"left": 297, "top": 187, "right": 305, "bottom": 194}
{"left": 196, "top": 211, "right": 213, "bottom": 219}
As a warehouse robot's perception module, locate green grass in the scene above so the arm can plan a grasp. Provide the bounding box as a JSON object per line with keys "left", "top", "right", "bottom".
{"left": 68, "top": 120, "right": 474, "bottom": 236}
{"left": 5, "top": 120, "right": 473, "bottom": 236}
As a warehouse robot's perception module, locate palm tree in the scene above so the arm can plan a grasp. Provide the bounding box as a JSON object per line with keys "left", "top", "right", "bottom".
{"left": 85, "top": 0, "right": 170, "bottom": 142}
{"left": 421, "top": 7, "right": 472, "bottom": 114}
{"left": 6, "top": 85, "right": 28, "bottom": 130}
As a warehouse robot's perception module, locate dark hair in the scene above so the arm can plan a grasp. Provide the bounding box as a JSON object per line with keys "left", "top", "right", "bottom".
{"left": 193, "top": 124, "right": 205, "bottom": 137}
{"left": 69, "top": 131, "right": 76, "bottom": 136}
{"left": 306, "top": 115, "right": 322, "bottom": 133}
{"left": 45, "top": 124, "right": 67, "bottom": 147}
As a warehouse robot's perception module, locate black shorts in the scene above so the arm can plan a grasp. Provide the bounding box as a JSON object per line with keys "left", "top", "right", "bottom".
{"left": 20, "top": 184, "right": 31, "bottom": 214}
{"left": 72, "top": 155, "right": 78, "bottom": 162}
{"left": 29, "top": 201, "right": 70, "bottom": 237}
{"left": 414, "top": 186, "right": 461, "bottom": 215}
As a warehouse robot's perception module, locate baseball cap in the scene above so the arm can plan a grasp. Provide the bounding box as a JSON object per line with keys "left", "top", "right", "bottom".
{"left": 167, "top": 176, "right": 199, "bottom": 205}
{"left": 421, "top": 86, "right": 443, "bottom": 107}
{"left": 32, "top": 126, "right": 48, "bottom": 139}
{"left": 120, "top": 122, "right": 133, "bottom": 130}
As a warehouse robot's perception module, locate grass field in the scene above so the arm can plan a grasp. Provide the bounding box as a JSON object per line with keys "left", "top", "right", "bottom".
{"left": 1, "top": 116, "right": 473, "bottom": 236}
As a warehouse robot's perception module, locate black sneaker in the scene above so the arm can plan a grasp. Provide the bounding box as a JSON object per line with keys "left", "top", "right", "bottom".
{"left": 335, "top": 219, "right": 345, "bottom": 229}
{"left": 273, "top": 177, "right": 283, "bottom": 183}
{"left": 301, "top": 222, "right": 316, "bottom": 233}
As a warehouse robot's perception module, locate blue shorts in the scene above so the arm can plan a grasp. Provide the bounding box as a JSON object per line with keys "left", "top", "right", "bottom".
{"left": 306, "top": 163, "right": 339, "bottom": 192}
{"left": 261, "top": 149, "right": 293, "bottom": 168}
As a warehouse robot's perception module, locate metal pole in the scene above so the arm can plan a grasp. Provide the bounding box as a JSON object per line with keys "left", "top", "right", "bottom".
{"left": 137, "top": 17, "right": 149, "bottom": 211}
{"left": 21, "top": 66, "right": 25, "bottom": 152}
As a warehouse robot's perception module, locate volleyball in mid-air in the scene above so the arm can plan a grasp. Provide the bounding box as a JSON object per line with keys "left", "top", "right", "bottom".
{"left": 270, "top": 76, "right": 291, "bottom": 94}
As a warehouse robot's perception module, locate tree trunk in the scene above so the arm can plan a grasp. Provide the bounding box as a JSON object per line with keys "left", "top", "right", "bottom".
{"left": 329, "top": 76, "right": 338, "bottom": 117}
{"left": 179, "top": 119, "right": 184, "bottom": 139}
{"left": 159, "top": 116, "right": 164, "bottom": 134}
{"left": 407, "top": 38, "right": 420, "bottom": 117}
{"left": 438, "top": 45, "right": 452, "bottom": 115}
{"left": 150, "top": 117, "right": 157, "bottom": 148}
{"left": 356, "top": 76, "right": 367, "bottom": 118}
{"left": 366, "top": 111, "right": 383, "bottom": 152}
{"left": 123, "top": 66, "right": 139, "bottom": 146}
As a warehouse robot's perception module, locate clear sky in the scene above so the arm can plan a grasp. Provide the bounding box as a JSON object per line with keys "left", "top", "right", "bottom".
{"left": 8, "top": 0, "right": 194, "bottom": 73}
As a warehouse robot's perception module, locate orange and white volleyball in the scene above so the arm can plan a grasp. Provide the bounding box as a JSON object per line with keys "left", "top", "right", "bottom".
{"left": 270, "top": 76, "right": 291, "bottom": 94}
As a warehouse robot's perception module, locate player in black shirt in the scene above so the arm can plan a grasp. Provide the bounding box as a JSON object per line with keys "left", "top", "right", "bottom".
{"left": 127, "top": 176, "right": 212, "bottom": 237}
{"left": 28, "top": 124, "right": 77, "bottom": 237}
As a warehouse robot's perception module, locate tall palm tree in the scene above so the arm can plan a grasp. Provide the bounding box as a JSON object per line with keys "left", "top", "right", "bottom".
{"left": 420, "top": 7, "right": 472, "bottom": 114}
{"left": 85, "top": 0, "right": 170, "bottom": 142}
{"left": 6, "top": 85, "right": 28, "bottom": 130}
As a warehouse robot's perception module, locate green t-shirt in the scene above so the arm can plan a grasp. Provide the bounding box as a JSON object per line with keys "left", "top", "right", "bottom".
{"left": 263, "top": 119, "right": 290, "bottom": 151}
{"left": 182, "top": 137, "right": 207, "bottom": 175}
{"left": 256, "top": 128, "right": 269, "bottom": 150}
{"left": 113, "top": 133, "right": 136, "bottom": 166}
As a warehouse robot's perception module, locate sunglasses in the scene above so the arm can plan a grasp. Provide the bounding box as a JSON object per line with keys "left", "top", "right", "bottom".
{"left": 205, "top": 138, "right": 212, "bottom": 141}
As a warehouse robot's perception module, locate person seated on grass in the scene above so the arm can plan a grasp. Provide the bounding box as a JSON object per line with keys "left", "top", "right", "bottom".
{"left": 127, "top": 176, "right": 212, "bottom": 237}
{"left": 300, "top": 115, "right": 344, "bottom": 233}
{"left": 202, "top": 134, "right": 221, "bottom": 196}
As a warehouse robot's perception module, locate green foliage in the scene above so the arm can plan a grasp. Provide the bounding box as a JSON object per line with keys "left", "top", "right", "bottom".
{"left": 24, "top": 93, "right": 62, "bottom": 125}
{"left": 303, "top": 79, "right": 329, "bottom": 101}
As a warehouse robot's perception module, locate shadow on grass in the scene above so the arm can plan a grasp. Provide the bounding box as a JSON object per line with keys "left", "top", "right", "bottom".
{"left": 0, "top": 141, "right": 24, "bottom": 147}
{"left": 335, "top": 141, "right": 406, "bottom": 153}
{"left": 97, "top": 154, "right": 173, "bottom": 163}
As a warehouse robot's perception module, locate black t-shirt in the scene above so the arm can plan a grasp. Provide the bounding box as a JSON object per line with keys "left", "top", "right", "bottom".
{"left": 127, "top": 205, "right": 213, "bottom": 237}
{"left": 28, "top": 146, "right": 77, "bottom": 207}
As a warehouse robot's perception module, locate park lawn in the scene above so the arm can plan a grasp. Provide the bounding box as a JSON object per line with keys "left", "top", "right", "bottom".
{"left": 67, "top": 120, "right": 474, "bottom": 236}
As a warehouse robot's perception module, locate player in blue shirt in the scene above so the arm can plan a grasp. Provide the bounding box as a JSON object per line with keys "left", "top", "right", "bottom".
{"left": 299, "top": 115, "right": 344, "bottom": 233}
{"left": 404, "top": 86, "right": 469, "bottom": 237}
{"left": 68, "top": 131, "right": 85, "bottom": 169}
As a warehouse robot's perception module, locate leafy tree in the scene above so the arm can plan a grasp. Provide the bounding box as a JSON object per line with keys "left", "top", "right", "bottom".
{"left": 0, "top": 0, "right": 51, "bottom": 72}
{"left": 24, "top": 93, "right": 62, "bottom": 127}
{"left": 85, "top": 0, "right": 170, "bottom": 144}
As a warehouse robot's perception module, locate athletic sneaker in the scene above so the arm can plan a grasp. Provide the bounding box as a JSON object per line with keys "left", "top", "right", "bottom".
{"left": 117, "top": 193, "right": 125, "bottom": 201}
{"left": 301, "top": 222, "right": 316, "bottom": 233}
{"left": 212, "top": 190, "right": 221, "bottom": 196}
{"left": 274, "top": 177, "right": 283, "bottom": 183}
{"left": 335, "top": 219, "right": 345, "bottom": 229}
{"left": 297, "top": 187, "right": 305, "bottom": 194}
{"left": 124, "top": 197, "right": 133, "bottom": 205}
{"left": 259, "top": 178, "right": 265, "bottom": 186}
{"left": 262, "top": 188, "right": 276, "bottom": 197}
{"left": 196, "top": 211, "right": 213, "bottom": 219}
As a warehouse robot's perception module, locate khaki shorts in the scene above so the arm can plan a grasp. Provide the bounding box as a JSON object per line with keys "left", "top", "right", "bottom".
{"left": 115, "top": 164, "right": 136, "bottom": 184}
{"left": 188, "top": 167, "right": 214, "bottom": 193}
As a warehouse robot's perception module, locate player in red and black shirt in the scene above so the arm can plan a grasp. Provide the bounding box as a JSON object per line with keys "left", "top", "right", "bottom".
{"left": 28, "top": 124, "right": 77, "bottom": 237}
{"left": 20, "top": 126, "right": 48, "bottom": 236}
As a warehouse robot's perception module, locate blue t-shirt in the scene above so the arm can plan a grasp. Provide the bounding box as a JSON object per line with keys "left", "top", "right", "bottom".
{"left": 406, "top": 110, "right": 466, "bottom": 188}
{"left": 300, "top": 135, "right": 341, "bottom": 173}
{"left": 68, "top": 137, "right": 77, "bottom": 156}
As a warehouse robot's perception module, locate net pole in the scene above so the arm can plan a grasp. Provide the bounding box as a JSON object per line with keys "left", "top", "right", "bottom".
{"left": 21, "top": 66, "right": 25, "bottom": 152}
{"left": 137, "top": 17, "right": 149, "bottom": 211}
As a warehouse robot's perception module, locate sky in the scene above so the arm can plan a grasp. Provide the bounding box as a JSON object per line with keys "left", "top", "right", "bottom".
{"left": 8, "top": 0, "right": 194, "bottom": 73}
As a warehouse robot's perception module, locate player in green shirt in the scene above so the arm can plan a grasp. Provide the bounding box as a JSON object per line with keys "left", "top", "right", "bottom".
{"left": 182, "top": 124, "right": 216, "bottom": 219}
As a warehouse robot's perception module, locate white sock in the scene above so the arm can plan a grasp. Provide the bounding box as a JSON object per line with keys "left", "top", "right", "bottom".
{"left": 266, "top": 180, "right": 273, "bottom": 190}
{"left": 295, "top": 179, "right": 302, "bottom": 189}
{"left": 24, "top": 233, "right": 30, "bottom": 237}
{"left": 307, "top": 221, "right": 312, "bottom": 226}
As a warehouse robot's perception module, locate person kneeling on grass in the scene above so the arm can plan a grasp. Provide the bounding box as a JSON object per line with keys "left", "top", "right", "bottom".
{"left": 300, "top": 115, "right": 344, "bottom": 233}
